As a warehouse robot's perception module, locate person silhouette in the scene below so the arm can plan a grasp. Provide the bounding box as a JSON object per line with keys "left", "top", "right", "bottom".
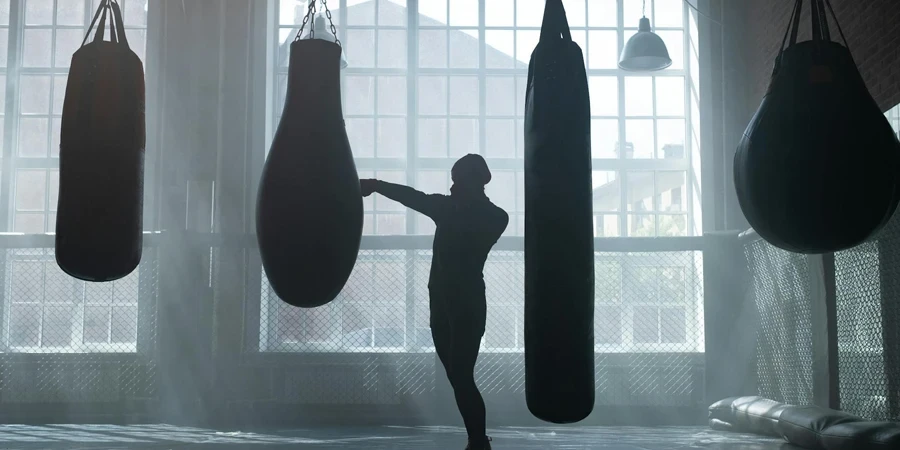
{"left": 360, "top": 154, "right": 509, "bottom": 450}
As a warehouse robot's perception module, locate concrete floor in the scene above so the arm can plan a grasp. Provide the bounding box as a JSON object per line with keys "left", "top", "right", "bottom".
{"left": 0, "top": 424, "right": 798, "bottom": 449}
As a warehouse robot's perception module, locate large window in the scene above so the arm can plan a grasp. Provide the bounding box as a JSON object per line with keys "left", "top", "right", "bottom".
{"left": 0, "top": 0, "right": 151, "bottom": 352}
{"left": 263, "top": 0, "right": 704, "bottom": 353}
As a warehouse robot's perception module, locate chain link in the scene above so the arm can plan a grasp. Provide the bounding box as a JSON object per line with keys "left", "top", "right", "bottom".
{"left": 295, "top": 0, "right": 341, "bottom": 47}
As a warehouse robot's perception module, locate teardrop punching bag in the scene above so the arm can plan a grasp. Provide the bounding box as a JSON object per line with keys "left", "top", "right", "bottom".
{"left": 524, "top": 0, "right": 595, "bottom": 424}
{"left": 256, "top": 8, "right": 363, "bottom": 309}
{"left": 734, "top": 0, "right": 900, "bottom": 254}
{"left": 56, "top": 0, "right": 145, "bottom": 282}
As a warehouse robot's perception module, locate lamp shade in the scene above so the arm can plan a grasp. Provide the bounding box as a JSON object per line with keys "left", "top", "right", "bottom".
{"left": 307, "top": 14, "right": 348, "bottom": 69}
{"left": 618, "top": 17, "right": 671, "bottom": 72}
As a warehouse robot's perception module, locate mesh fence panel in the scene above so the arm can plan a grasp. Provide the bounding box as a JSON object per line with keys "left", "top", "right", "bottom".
{"left": 260, "top": 249, "right": 704, "bottom": 407}
{"left": 0, "top": 247, "right": 159, "bottom": 403}
{"left": 833, "top": 241, "right": 892, "bottom": 420}
{"left": 743, "top": 238, "right": 814, "bottom": 406}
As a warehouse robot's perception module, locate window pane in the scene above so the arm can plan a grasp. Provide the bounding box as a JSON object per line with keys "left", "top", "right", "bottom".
{"left": 449, "top": 29, "right": 479, "bottom": 68}
{"left": 0, "top": 2, "right": 9, "bottom": 24}
{"left": 378, "top": 0, "right": 407, "bottom": 27}
{"left": 9, "top": 304, "right": 41, "bottom": 347}
{"left": 347, "top": 29, "right": 376, "bottom": 68}
{"left": 660, "top": 307, "right": 686, "bottom": 344}
{"left": 84, "top": 306, "right": 111, "bottom": 344}
{"left": 624, "top": 0, "right": 653, "bottom": 25}
{"left": 52, "top": 75, "right": 67, "bottom": 115}
{"left": 591, "top": 119, "right": 619, "bottom": 159}
{"left": 417, "top": 76, "right": 447, "bottom": 115}
{"left": 656, "top": 171, "right": 686, "bottom": 212}
{"left": 86, "top": 281, "right": 114, "bottom": 304}
{"left": 448, "top": 118, "right": 478, "bottom": 157}
{"left": 42, "top": 305, "right": 76, "bottom": 347}
{"left": 588, "top": 0, "right": 617, "bottom": 27}
{"left": 516, "top": 0, "right": 544, "bottom": 27}
{"left": 485, "top": 77, "right": 515, "bottom": 116}
{"left": 514, "top": 30, "right": 539, "bottom": 65}
{"left": 628, "top": 214, "right": 656, "bottom": 237}
{"left": 449, "top": 0, "right": 478, "bottom": 26}
{"left": 347, "top": 118, "right": 375, "bottom": 157}
{"left": 589, "top": 76, "right": 618, "bottom": 117}
{"left": 111, "top": 305, "right": 138, "bottom": 343}
{"left": 625, "top": 77, "right": 653, "bottom": 116}
{"left": 485, "top": 170, "right": 515, "bottom": 212}
{"left": 374, "top": 170, "right": 406, "bottom": 211}
{"left": 345, "top": 75, "right": 375, "bottom": 115}
{"left": 22, "top": 29, "right": 52, "bottom": 67}
{"left": 657, "top": 119, "right": 686, "bottom": 159}
{"left": 485, "top": 119, "right": 515, "bottom": 158}
{"left": 48, "top": 169, "right": 59, "bottom": 211}
{"left": 656, "top": 77, "right": 685, "bottom": 116}
{"left": 625, "top": 119, "right": 654, "bottom": 159}
{"left": 376, "top": 214, "right": 406, "bottom": 235}
{"left": 376, "top": 117, "right": 406, "bottom": 158}
{"left": 592, "top": 171, "right": 619, "bottom": 213}
{"left": 114, "top": 270, "right": 140, "bottom": 303}
{"left": 25, "top": 0, "right": 54, "bottom": 25}
{"left": 633, "top": 306, "right": 659, "bottom": 344}
{"left": 448, "top": 76, "right": 478, "bottom": 116}
{"left": 626, "top": 171, "right": 654, "bottom": 211}
{"left": 347, "top": 0, "right": 376, "bottom": 26}
{"left": 485, "top": 30, "right": 514, "bottom": 69}
{"left": 658, "top": 214, "right": 687, "bottom": 237}
{"left": 122, "top": 0, "right": 149, "bottom": 26}
{"left": 655, "top": 0, "right": 684, "bottom": 28}
{"left": 485, "top": 0, "right": 513, "bottom": 27}
{"left": 124, "top": 28, "right": 148, "bottom": 63}
{"left": 14, "top": 213, "right": 45, "bottom": 233}
{"left": 588, "top": 30, "right": 618, "bottom": 69}
{"left": 658, "top": 30, "right": 684, "bottom": 70}
{"left": 15, "top": 169, "right": 46, "bottom": 211}
{"left": 55, "top": 29, "right": 83, "bottom": 69}
{"left": 419, "top": 0, "right": 447, "bottom": 25}
{"left": 19, "top": 75, "right": 51, "bottom": 114}
{"left": 377, "top": 76, "right": 407, "bottom": 115}
{"left": 565, "top": 0, "right": 587, "bottom": 27}
{"left": 377, "top": 29, "right": 407, "bottom": 69}
{"left": 594, "top": 214, "right": 620, "bottom": 237}
{"left": 595, "top": 305, "right": 622, "bottom": 345}
{"left": 417, "top": 118, "right": 447, "bottom": 157}
{"left": 0, "top": 29, "right": 9, "bottom": 67}
{"left": 418, "top": 29, "right": 447, "bottom": 68}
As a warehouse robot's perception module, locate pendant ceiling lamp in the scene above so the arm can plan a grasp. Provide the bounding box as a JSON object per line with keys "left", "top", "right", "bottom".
{"left": 307, "top": 13, "right": 348, "bottom": 69}
{"left": 618, "top": 0, "right": 671, "bottom": 72}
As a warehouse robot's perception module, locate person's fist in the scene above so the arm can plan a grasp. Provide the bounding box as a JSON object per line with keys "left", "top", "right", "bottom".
{"left": 360, "top": 179, "right": 377, "bottom": 197}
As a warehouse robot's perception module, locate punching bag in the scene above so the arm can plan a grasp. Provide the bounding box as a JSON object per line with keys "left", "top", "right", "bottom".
{"left": 56, "top": 0, "right": 145, "bottom": 282}
{"left": 734, "top": 0, "right": 900, "bottom": 254}
{"left": 523, "top": 0, "right": 595, "bottom": 424}
{"left": 256, "top": 7, "right": 363, "bottom": 309}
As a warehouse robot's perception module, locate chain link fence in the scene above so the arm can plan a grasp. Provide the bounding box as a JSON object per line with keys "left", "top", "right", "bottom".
{"left": 743, "top": 237, "right": 815, "bottom": 406}
{"left": 260, "top": 248, "right": 705, "bottom": 407}
{"left": 0, "top": 246, "right": 159, "bottom": 404}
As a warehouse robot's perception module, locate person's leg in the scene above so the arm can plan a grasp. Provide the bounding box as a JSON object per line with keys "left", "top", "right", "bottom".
{"left": 447, "top": 306, "right": 488, "bottom": 446}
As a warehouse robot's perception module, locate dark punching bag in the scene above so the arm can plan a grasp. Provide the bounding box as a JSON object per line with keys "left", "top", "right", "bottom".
{"left": 56, "top": 0, "right": 145, "bottom": 282}
{"left": 523, "top": 0, "right": 595, "bottom": 424}
{"left": 734, "top": 0, "right": 900, "bottom": 254}
{"left": 256, "top": 10, "right": 363, "bottom": 309}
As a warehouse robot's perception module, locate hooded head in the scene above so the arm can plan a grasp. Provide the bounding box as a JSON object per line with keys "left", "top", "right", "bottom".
{"left": 450, "top": 154, "right": 491, "bottom": 197}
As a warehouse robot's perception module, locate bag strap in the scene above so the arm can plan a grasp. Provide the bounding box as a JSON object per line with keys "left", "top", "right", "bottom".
{"left": 539, "top": 0, "right": 572, "bottom": 43}
{"left": 81, "top": 0, "right": 130, "bottom": 48}
{"left": 773, "top": 0, "right": 802, "bottom": 73}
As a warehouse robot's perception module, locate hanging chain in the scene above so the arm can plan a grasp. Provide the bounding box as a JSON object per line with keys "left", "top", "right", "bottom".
{"left": 295, "top": 0, "right": 317, "bottom": 41}
{"left": 294, "top": 0, "right": 342, "bottom": 47}
{"left": 642, "top": 0, "right": 647, "bottom": 17}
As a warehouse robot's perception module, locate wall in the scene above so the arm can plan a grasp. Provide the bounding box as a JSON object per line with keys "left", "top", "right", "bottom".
{"left": 742, "top": 0, "right": 900, "bottom": 112}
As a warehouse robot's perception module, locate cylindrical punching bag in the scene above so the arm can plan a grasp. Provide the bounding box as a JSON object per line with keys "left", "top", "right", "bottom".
{"left": 734, "top": 0, "right": 900, "bottom": 254}
{"left": 56, "top": 0, "right": 145, "bottom": 282}
{"left": 256, "top": 13, "right": 363, "bottom": 309}
{"left": 524, "top": 0, "right": 595, "bottom": 424}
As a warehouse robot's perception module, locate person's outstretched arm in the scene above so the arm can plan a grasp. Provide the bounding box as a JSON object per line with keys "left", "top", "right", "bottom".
{"left": 361, "top": 179, "right": 446, "bottom": 220}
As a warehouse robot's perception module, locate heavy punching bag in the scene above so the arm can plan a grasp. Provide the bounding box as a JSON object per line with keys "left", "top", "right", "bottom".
{"left": 734, "top": 0, "right": 900, "bottom": 254}
{"left": 56, "top": 0, "right": 145, "bottom": 282}
{"left": 256, "top": 3, "right": 363, "bottom": 308}
{"left": 523, "top": 0, "right": 595, "bottom": 424}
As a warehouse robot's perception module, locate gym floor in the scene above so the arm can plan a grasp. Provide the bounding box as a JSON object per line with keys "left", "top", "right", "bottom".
{"left": 0, "top": 424, "right": 796, "bottom": 449}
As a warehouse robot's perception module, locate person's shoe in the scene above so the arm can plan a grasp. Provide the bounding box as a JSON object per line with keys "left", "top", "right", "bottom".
{"left": 465, "top": 436, "right": 492, "bottom": 450}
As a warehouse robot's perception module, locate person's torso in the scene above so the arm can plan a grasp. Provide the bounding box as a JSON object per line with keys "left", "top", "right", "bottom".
{"left": 428, "top": 197, "right": 507, "bottom": 291}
